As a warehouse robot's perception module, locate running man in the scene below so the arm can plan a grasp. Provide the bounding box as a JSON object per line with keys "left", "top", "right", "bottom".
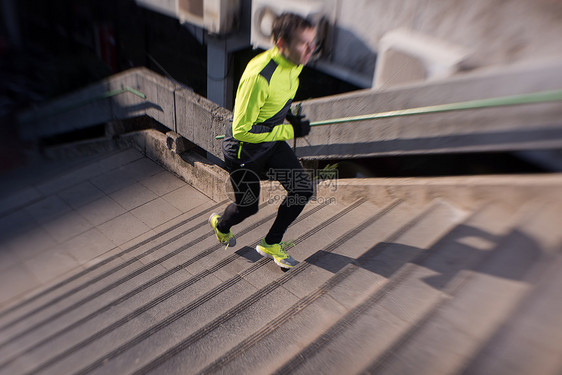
{"left": 209, "top": 12, "right": 316, "bottom": 268}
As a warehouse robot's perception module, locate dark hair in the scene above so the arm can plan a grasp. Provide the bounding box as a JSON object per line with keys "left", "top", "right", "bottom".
{"left": 272, "top": 13, "right": 314, "bottom": 43}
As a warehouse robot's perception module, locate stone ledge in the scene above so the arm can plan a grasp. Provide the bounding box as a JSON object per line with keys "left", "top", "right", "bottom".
{"left": 124, "top": 129, "right": 229, "bottom": 203}
{"left": 40, "top": 128, "right": 562, "bottom": 210}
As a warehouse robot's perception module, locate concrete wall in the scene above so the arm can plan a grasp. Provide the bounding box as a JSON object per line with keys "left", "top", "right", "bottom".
{"left": 329, "top": 0, "right": 562, "bottom": 83}
{"left": 18, "top": 58, "right": 562, "bottom": 163}
{"left": 18, "top": 67, "right": 232, "bottom": 160}
{"left": 297, "top": 59, "right": 562, "bottom": 160}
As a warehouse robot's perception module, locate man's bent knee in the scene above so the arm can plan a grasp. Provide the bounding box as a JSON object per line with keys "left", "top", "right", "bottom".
{"left": 238, "top": 202, "right": 259, "bottom": 217}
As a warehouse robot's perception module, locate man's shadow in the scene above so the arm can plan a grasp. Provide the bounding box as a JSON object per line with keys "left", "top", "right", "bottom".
{"left": 297, "top": 223, "right": 544, "bottom": 291}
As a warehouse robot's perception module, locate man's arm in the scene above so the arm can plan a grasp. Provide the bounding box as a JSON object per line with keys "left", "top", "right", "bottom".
{"left": 232, "top": 75, "right": 295, "bottom": 143}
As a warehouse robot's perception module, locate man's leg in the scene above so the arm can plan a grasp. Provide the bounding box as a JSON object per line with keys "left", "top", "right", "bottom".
{"left": 264, "top": 142, "right": 313, "bottom": 245}
{"left": 255, "top": 142, "right": 313, "bottom": 268}
{"left": 216, "top": 165, "right": 261, "bottom": 234}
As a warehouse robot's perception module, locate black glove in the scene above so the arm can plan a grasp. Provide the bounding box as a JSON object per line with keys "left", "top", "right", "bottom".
{"left": 286, "top": 108, "right": 310, "bottom": 138}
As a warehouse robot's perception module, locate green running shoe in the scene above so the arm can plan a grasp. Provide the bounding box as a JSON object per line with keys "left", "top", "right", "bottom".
{"left": 209, "top": 213, "right": 236, "bottom": 249}
{"left": 255, "top": 238, "right": 298, "bottom": 269}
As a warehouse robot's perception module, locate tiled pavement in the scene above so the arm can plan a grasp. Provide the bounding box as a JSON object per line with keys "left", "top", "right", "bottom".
{"left": 0, "top": 147, "right": 212, "bottom": 309}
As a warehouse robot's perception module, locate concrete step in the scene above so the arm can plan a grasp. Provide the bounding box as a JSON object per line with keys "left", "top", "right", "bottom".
{"left": 0, "top": 192, "right": 226, "bottom": 327}
{"left": 0, "top": 147, "right": 179, "bottom": 310}
{"left": 360, "top": 200, "right": 562, "bottom": 375}
{"left": 191, "top": 198, "right": 466, "bottom": 375}
{"left": 0, "top": 198, "right": 352, "bottom": 375}
{"left": 0, "top": 197, "right": 225, "bottom": 335}
{"left": 28, "top": 199, "right": 373, "bottom": 375}
{"left": 129, "top": 198, "right": 467, "bottom": 375}
{"left": 265, "top": 199, "right": 527, "bottom": 375}
{"left": 0, "top": 199, "right": 284, "bottom": 374}
{"left": 0, "top": 198, "right": 229, "bottom": 369}
{"left": 460, "top": 252, "right": 562, "bottom": 375}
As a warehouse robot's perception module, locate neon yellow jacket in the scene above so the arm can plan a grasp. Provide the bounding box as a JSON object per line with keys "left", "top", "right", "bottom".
{"left": 222, "top": 46, "right": 303, "bottom": 163}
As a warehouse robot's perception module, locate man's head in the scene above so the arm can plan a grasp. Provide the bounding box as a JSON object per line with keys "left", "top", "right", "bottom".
{"left": 272, "top": 13, "right": 317, "bottom": 66}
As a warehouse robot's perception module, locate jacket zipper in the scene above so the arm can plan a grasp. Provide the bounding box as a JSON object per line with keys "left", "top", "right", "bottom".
{"left": 237, "top": 142, "right": 243, "bottom": 159}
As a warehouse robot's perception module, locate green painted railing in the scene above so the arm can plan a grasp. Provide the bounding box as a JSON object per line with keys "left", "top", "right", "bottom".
{"left": 19, "top": 86, "right": 146, "bottom": 125}
{"left": 215, "top": 89, "right": 562, "bottom": 140}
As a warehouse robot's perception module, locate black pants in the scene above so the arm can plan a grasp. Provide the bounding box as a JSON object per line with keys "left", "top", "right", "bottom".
{"left": 217, "top": 141, "right": 313, "bottom": 245}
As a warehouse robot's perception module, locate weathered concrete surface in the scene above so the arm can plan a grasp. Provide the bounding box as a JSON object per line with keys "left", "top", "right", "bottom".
{"left": 297, "top": 59, "right": 562, "bottom": 160}
{"left": 17, "top": 58, "right": 562, "bottom": 163}
{"left": 174, "top": 86, "right": 231, "bottom": 158}
{"left": 331, "top": 0, "right": 562, "bottom": 80}
{"left": 17, "top": 68, "right": 232, "bottom": 160}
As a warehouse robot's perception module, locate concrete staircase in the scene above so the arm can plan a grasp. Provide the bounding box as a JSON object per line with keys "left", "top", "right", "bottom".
{"left": 1, "top": 147, "right": 561, "bottom": 375}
